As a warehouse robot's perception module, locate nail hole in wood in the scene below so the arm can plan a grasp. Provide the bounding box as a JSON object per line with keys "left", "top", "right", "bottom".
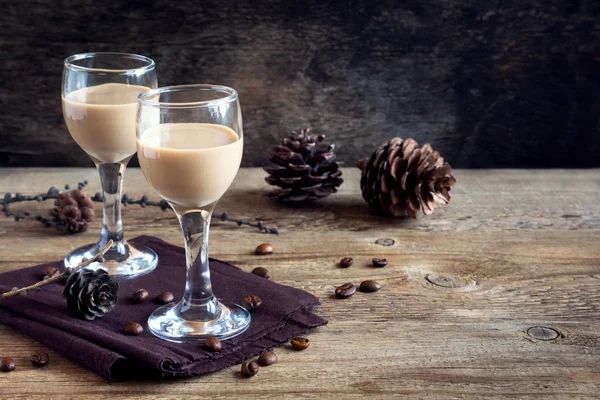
{"left": 527, "top": 326, "right": 560, "bottom": 341}
{"left": 375, "top": 238, "right": 395, "bottom": 246}
{"left": 425, "top": 274, "right": 468, "bottom": 289}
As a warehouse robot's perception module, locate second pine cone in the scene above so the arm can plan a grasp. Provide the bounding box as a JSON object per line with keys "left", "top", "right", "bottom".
{"left": 358, "top": 137, "right": 456, "bottom": 218}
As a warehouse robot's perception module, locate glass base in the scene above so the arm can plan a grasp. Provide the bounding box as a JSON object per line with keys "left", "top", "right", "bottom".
{"left": 64, "top": 240, "right": 158, "bottom": 280}
{"left": 148, "top": 299, "right": 251, "bottom": 343}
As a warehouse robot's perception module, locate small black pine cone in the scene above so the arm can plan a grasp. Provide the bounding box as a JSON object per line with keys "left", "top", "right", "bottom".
{"left": 50, "top": 190, "right": 95, "bottom": 233}
{"left": 63, "top": 269, "right": 118, "bottom": 320}
{"left": 264, "top": 128, "right": 343, "bottom": 202}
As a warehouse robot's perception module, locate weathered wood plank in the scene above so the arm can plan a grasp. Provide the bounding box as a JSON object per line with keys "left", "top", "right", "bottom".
{"left": 0, "top": 168, "right": 599, "bottom": 399}
{"left": 1, "top": 0, "right": 599, "bottom": 168}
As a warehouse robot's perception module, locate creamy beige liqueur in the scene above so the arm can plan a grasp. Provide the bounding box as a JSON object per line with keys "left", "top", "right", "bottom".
{"left": 137, "top": 123, "right": 243, "bottom": 208}
{"left": 63, "top": 83, "right": 150, "bottom": 163}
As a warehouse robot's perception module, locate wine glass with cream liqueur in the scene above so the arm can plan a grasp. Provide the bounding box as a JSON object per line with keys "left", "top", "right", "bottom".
{"left": 137, "top": 84, "right": 250, "bottom": 341}
{"left": 62, "top": 52, "right": 158, "bottom": 279}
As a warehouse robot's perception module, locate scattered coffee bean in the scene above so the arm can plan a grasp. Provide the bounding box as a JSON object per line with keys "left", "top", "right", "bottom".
{"left": 30, "top": 350, "right": 49, "bottom": 367}
{"left": 372, "top": 258, "right": 388, "bottom": 268}
{"left": 339, "top": 257, "right": 353, "bottom": 268}
{"left": 290, "top": 337, "right": 310, "bottom": 350}
{"left": 257, "top": 351, "right": 277, "bottom": 366}
{"left": 157, "top": 291, "right": 175, "bottom": 304}
{"left": 241, "top": 361, "right": 259, "bottom": 377}
{"left": 335, "top": 282, "right": 356, "bottom": 298}
{"left": 252, "top": 267, "right": 271, "bottom": 279}
{"left": 124, "top": 322, "right": 144, "bottom": 336}
{"left": 0, "top": 357, "right": 15, "bottom": 372}
{"left": 132, "top": 289, "right": 150, "bottom": 304}
{"left": 242, "top": 295, "right": 262, "bottom": 310}
{"left": 205, "top": 336, "right": 222, "bottom": 352}
{"left": 255, "top": 243, "right": 274, "bottom": 255}
{"left": 359, "top": 280, "right": 382, "bottom": 293}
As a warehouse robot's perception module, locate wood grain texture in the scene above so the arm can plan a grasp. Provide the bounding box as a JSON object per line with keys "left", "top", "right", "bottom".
{"left": 0, "top": 167, "right": 599, "bottom": 399}
{"left": 1, "top": 0, "right": 599, "bottom": 168}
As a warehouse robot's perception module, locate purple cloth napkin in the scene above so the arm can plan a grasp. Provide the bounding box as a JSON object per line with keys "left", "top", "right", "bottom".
{"left": 0, "top": 236, "right": 327, "bottom": 380}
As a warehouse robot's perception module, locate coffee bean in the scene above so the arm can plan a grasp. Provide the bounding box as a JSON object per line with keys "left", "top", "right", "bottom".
{"left": 359, "top": 280, "right": 382, "bottom": 293}
{"left": 30, "top": 350, "right": 49, "bottom": 367}
{"left": 339, "top": 257, "right": 353, "bottom": 268}
{"left": 257, "top": 351, "right": 277, "bottom": 366}
{"left": 0, "top": 357, "right": 15, "bottom": 372}
{"left": 335, "top": 282, "right": 356, "bottom": 298}
{"left": 252, "top": 267, "right": 271, "bottom": 279}
{"left": 124, "top": 322, "right": 144, "bottom": 336}
{"left": 372, "top": 258, "right": 388, "bottom": 268}
{"left": 204, "top": 336, "right": 222, "bottom": 352}
{"left": 255, "top": 243, "right": 274, "bottom": 255}
{"left": 290, "top": 337, "right": 310, "bottom": 350}
{"left": 132, "top": 289, "right": 150, "bottom": 303}
{"left": 157, "top": 291, "right": 174, "bottom": 304}
{"left": 242, "top": 295, "right": 262, "bottom": 310}
{"left": 241, "top": 361, "right": 259, "bottom": 377}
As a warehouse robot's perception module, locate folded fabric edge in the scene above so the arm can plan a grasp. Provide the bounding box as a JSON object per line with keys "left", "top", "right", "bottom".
{"left": 154, "top": 301, "right": 327, "bottom": 376}
{"left": 0, "top": 285, "right": 326, "bottom": 372}
{"left": 0, "top": 236, "right": 330, "bottom": 381}
{"left": 0, "top": 304, "right": 326, "bottom": 381}
{"left": 0, "top": 306, "right": 125, "bottom": 380}
{"left": 156, "top": 306, "right": 328, "bottom": 379}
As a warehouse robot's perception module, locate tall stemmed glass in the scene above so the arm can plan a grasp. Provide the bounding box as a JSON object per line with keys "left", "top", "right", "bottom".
{"left": 137, "top": 84, "right": 250, "bottom": 341}
{"left": 62, "top": 53, "right": 158, "bottom": 279}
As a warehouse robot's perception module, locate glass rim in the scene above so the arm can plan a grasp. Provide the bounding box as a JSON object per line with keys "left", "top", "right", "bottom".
{"left": 138, "top": 84, "right": 238, "bottom": 109}
{"left": 64, "top": 52, "right": 155, "bottom": 75}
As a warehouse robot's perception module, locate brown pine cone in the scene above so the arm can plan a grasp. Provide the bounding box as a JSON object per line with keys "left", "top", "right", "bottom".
{"left": 358, "top": 137, "right": 456, "bottom": 218}
{"left": 51, "top": 190, "right": 95, "bottom": 233}
{"left": 264, "top": 128, "right": 343, "bottom": 202}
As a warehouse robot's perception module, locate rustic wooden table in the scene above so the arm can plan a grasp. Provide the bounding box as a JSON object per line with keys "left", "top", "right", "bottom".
{"left": 0, "top": 168, "right": 599, "bottom": 399}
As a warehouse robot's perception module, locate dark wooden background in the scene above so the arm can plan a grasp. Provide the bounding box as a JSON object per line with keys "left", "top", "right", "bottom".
{"left": 1, "top": 0, "right": 599, "bottom": 168}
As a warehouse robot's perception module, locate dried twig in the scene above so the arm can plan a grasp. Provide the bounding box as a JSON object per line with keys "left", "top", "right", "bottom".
{"left": 2, "top": 182, "right": 279, "bottom": 234}
{"left": 0, "top": 240, "right": 113, "bottom": 299}
{"left": 2, "top": 182, "right": 89, "bottom": 229}
{"left": 212, "top": 211, "right": 278, "bottom": 234}
{"left": 92, "top": 193, "right": 279, "bottom": 234}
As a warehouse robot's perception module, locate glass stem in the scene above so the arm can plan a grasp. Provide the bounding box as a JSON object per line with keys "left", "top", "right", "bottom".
{"left": 97, "top": 162, "right": 127, "bottom": 248}
{"left": 173, "top": 203, "right": 221, "bottom": 321}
